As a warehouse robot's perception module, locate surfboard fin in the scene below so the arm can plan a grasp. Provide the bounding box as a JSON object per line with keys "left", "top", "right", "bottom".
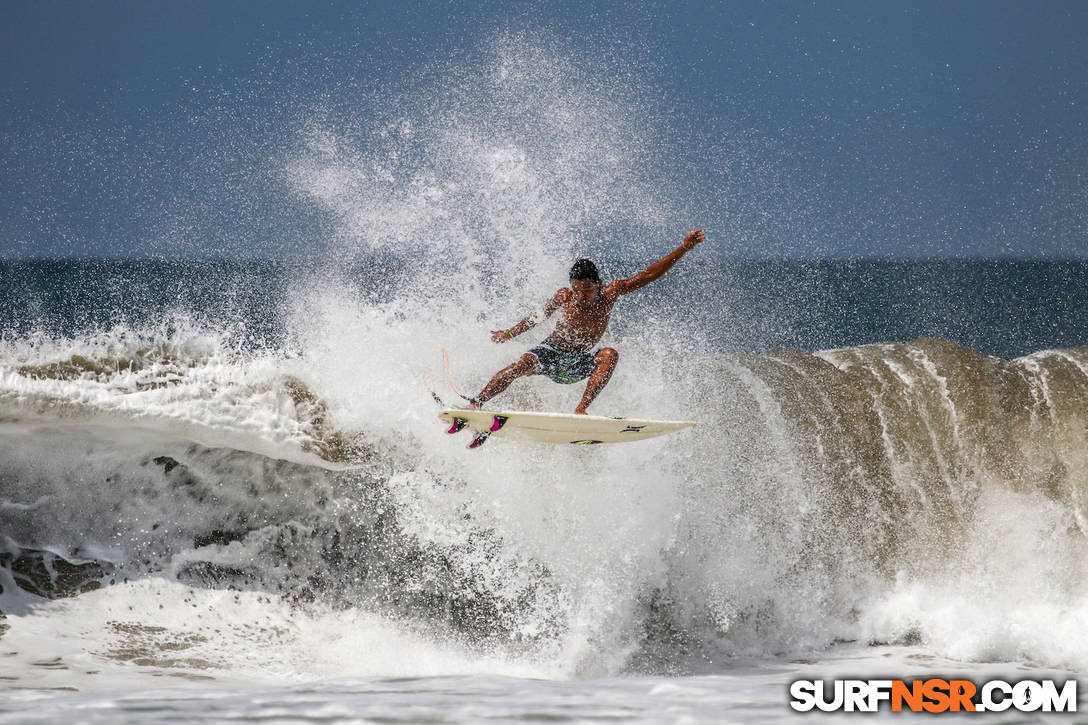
{"left": 468, "top": 432, "right": 489, "bottom": 449}
{"left": 446, "top": 417, "right": 467, "bottom": 435}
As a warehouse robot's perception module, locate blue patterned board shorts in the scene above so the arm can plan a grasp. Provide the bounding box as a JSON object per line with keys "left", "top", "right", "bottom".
{"left": 527, "top": 342, "right": 600, "bottom": 384}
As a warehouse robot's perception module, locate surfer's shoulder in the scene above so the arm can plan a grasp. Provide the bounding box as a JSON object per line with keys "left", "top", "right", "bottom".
{"left": 602, "top": 279, "right": 626, "bottom": 298}
{"left": 554, "top": 287, "right": 573, "bottom": 303}
{"left": 542, "top": 287, "right": 572, "bottom": 315}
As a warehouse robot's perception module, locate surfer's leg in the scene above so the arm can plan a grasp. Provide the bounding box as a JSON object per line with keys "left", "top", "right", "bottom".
{"left": 574, "top": 348, "right": 618, "bottom": 414}
{"left": 472, "top": 353, "right": 539, "bottom": 408}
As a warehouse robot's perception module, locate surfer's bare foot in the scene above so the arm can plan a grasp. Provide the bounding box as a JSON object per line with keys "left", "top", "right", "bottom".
{"left": 574, "top": 407, "right": 588, "bottom": 415}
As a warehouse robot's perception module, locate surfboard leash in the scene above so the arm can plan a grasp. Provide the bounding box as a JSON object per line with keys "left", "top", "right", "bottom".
{"left": 423, "top": 374, "right": 446, "bottom": 407}
{"left": 442, "top": 348, "right": 481, "bottom": 406}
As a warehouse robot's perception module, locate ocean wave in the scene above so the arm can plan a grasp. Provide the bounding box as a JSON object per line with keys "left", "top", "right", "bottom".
{"left": 3, "top": 332, "right": 1088, "bottom": 673}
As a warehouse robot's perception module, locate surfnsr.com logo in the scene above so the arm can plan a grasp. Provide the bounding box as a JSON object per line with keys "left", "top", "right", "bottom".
{"left": 789, "top": 679, "right": 1078, "bottom": 713}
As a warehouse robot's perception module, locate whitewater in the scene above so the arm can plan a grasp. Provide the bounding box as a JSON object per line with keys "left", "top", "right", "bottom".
{"left": 3, "top": 34, "right": 1087, "bottom": 723}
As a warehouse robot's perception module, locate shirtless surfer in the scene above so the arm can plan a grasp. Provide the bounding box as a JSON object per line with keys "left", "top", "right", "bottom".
{"left": 472, "top": 229, "right": 706, "bottom": 414}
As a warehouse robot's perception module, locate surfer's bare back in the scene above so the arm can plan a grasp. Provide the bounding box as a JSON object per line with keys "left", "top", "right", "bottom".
{"left": 472, "top": 229, "right": 706, "bottom": 414}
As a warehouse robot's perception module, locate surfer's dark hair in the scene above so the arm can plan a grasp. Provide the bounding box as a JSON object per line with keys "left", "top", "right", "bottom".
{"left": 569, "top": 258, "right": 600, "bottom": 283}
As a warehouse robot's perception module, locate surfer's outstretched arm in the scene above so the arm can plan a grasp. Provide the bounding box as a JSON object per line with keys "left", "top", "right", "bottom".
{"left": 489, "top": 288, "right": 571, "bottom": 343}
{"left": 609, "top": 229, "right": 705, "bottom": 296}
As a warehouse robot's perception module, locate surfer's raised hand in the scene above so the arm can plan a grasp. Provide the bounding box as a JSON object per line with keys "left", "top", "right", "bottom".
{"left": 491, "top": 329, "right": 513, "bottom": 344}
{"left": 610, "top": 228, "right": 706, "bottom": 296}
{"left": 682, "top": 229, "right": 705, "bottom": 251}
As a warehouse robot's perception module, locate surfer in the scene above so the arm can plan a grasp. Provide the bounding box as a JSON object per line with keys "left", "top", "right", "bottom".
{"left": 471, "top": 229, "right": 706, "bottom": 414}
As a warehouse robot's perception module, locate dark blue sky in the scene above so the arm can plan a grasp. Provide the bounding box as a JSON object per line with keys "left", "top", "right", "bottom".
{"left": 2, "top": 1, "right": 1086, "bottom": 259}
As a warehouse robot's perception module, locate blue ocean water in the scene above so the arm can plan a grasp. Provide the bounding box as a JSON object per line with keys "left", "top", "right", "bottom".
{"left": 5, "top": 258, "right": 1088, "bottom": 359}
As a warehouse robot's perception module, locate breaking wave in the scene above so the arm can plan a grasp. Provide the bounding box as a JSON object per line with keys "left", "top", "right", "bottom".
{"left": 3, "top": 325, "right": 1088, "bottom": 677}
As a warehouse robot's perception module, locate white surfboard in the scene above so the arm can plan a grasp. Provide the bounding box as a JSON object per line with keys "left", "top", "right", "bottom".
{"left": 438, "top": 408, "right": 695, "bottom": 446}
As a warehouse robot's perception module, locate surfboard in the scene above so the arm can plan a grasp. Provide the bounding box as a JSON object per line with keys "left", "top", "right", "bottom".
{"left": 438, "top": 408, "right": 695, "bottom": 447}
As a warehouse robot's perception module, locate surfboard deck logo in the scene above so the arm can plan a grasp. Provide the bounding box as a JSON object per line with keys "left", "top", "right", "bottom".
{"left": 438, "top": 408, "right": 695, "bottom": 447}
